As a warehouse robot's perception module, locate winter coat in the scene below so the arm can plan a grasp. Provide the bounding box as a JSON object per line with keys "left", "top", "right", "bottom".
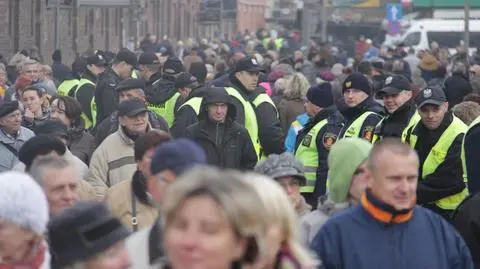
{"left": 21, "top": 109, "right": 51, "bottom": 131}
{"left": 0, "top": 127, "right": 34, "bottom": 172}
{"left": 68, "top": 128, "right": 96, "bottom": 165}
{"left": 94, "top": 110, "right": 168, "bottom": 146}
{"left": 311, "top": 191, "right": 474, "bottom": 269}
{"left": 285, "top": 113, "right": 309, "bottom": 153}
{"left": 86, "top": 126, "right": 138, "bottom": 200}
{"left": 453, "top": 193, "right": 480, "bottom": 268}
{"left": 463, "top": 123, "right": 480, "bottom": 193}
{"left": 339, "top": 97, "right": 384, "bottom": 142}
{"left": 95, "top": 67, "right": 122, "bottom": 124}
{"left": 170, "top": 85, "right": 209, "bottom": 138}
{"left": 126, "top": 219, "right": 165, "bottom": 269}
{"left": 105, "top": 170, "right": 158, "bottom": 231}
{"left": 144, "top": 75, "right": 183, "bottom": 110}
{"left": 185, "top": 87, "right": 257, "bottom": 170}
{"left": 444, "top": 73, "right": 473, "bottom": 108}
{"left": 300, "top": 198, "right": 352, "bottom": 246}
{"left": 278, "top": 98, "right": 305, "bottom": 134}
{"left": 373, "top": 99, "right": 416, "bottom": 141}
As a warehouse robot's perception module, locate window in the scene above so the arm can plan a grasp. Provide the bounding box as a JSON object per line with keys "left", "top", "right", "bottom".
{"left": 427, "top": 31, "right": 480, "bottom": 49}
{"left": 402, "top": 32, "right": 421, "bottom": 46}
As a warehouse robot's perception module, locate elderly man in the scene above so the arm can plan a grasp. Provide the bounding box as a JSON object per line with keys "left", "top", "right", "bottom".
{"left": 0, "top": 101, "right": 34, "bottom": 171}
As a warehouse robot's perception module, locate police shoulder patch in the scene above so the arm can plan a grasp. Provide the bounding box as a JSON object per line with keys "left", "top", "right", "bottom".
{"left": 322, "top": 132, "right": 337, "bottom": 150}
{"left": 302, "top": 134, "right": 313, "bottom": 147}
{"left": 362, "top": 126, "right": 375, "bottom": 141}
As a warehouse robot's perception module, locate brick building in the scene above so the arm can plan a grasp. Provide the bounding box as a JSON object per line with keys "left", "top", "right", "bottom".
{"left": 0, "top": 0, "right": 200, "bottom": 66}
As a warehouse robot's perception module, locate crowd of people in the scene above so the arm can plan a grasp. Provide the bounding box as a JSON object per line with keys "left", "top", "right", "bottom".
{"left": 0, "top": 30, "right": 479, "bottom": 269}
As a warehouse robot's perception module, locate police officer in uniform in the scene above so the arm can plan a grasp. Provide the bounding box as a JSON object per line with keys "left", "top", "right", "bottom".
{"left": 137, "top": 52, "right": 162, "bottom": 91}
{"left": 373, "top": 75, "right": 419, "bottom": 143}
{"left": 294, "top": 83, "right": 343, "bottom": 207}
{"left": 403, "top": 86, "right": 468, "bottom": 221}
{"left": 95, "top": 49, "right": 137, "bottom": 124}
{"left": 339, "top": 72, "right": 384, "bottom": 142}
{"left": 144, "top": 57, "right": 185, "bottom": 127}
{"left": 71, "top": 52, "right": 107, "bottom": 129}
{"left": 227, "top": 56, "right": 284, "bottom": 158}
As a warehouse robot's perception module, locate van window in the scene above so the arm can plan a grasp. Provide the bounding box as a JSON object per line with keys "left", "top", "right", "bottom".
{"left": 403, "top": 32, "right": 421, "bottom": 46}
{"left": 427, "top": 32, "right": 480, "bottom": 48}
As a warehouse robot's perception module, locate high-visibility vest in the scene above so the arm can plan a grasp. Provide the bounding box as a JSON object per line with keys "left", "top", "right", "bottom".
{"left": 72, "top": 79, "right": 96, "bottom": 129}
{"left": 404, "top": 116, "right": 468, "bottom": 210}
{"left": 461, "top": 116, "right": 480, "bottom": 187}
{"left": 147, "top": 92, "right": 181, "bottom": 127}
{"left": 275, "top": 38, "right": 284, "bottom": 50}
{"left": 341, "top": 111, "right": 380, "bottom": 140}
{"left": 225, "top": 87, "right": 260, "bottom": 158}
{"left": 178, "top": 97, "right": 202, "bottom": 115}
{"left": 372, "top": 111, "right": 420, "bottom": 144}
{"left": 252, "top": 93, "right": 279, "bottom": 160}
{"left": 57, "top": 79, "right": 79, "bottom": 96}
{"left": 294, "top": 119, "right": 328, "bottom": 193}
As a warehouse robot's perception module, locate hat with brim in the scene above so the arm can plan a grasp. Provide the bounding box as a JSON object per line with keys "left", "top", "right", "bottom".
{"left": 418, "top": 99, "right": 443, "bottom": 108}
{"left": 245, "top": 66, "right": 265, "bottom": 73}
{"left": 377, "top": 86, "right": 403, "bottom": 98}
{"left": 267, "top": 166, "right": 306, "bottom": 185}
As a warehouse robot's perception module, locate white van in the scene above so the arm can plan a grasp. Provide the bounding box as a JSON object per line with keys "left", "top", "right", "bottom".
{"left": 399, "top": 19, "right": 480, "bottom": 54}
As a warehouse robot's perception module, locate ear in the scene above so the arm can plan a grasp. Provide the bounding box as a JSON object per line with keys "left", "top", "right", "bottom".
{"left": 444, "top": 102, "right": 449, "bottom": 111}
{"left": 405, "top": 90, "right": 413, "bottom": 99}
{"left": 119, "top": 116, "right": 126, "bottom": 126}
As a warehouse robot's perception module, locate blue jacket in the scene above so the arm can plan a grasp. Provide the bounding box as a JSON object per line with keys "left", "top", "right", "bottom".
{"left": 285, "top": 113, "right": 309, "bottom": 153}
{"left": 310, "top": 191, "right": 473, "bottom": 269}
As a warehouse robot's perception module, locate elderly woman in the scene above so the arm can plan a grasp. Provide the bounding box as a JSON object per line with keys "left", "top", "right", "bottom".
{"left": 48, "top": 201, "right": 131, "bottom": 269}
{"left": 161, "top": 167, "right": 267, "bottom": 269}
{"left": 0, "top": 172, "right": 50, "bottom": 269}
{"left": 243, "top": 174, "right": 316, "bottom": 269}
{"left": 50, "top": 96, "right": 96, "bottom": 164}
{"left": 277, "top": 73, "right": 310, "bottom": 133}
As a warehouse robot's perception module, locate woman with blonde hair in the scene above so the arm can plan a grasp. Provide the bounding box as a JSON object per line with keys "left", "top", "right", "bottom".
{"left": 278, "top": 73, "right": 310, "bottom": 133}
{"left": 161, "top": 167, "right": 267, "bottom": 269}
{"left": 243, "top": 173, "right": 316, "bottom": 269}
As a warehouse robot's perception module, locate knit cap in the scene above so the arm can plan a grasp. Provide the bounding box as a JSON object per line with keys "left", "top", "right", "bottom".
{"left": 327, "top": 138, "right": 372, "bottom": 203}
{"left": 342, "top": 72, "right": 372, "bottom": 96}
{"left": 254, "top": 152, "right": 306, "bottom": 185}
{"left": 0, "top": 172, "right": 49, "bottom": 235}
{"left": 306, "top": 83, "right": 334, "bottom": 108}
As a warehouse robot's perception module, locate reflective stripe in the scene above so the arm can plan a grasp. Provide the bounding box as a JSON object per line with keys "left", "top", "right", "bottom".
{"left": 405, "top": 116, "right": 468, "bottom": 210}
{"left": 107, "top": 156, "right": 136, "bottom": 171}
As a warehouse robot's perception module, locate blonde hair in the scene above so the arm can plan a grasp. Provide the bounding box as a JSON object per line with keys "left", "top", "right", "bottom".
{"left": 284, "top": 73, "right": 310, "bottom": 99}
{"left": 162, "top": 167, "right": 267, "bottom": 264}
{"left": 243, "top": 173, "right": 315, "bottom": 266}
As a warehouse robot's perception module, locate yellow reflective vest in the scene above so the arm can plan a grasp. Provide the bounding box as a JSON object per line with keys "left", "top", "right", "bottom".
{"left": 341, "top": 111, "right": 380, "bottom": 141}
{"left": 178, "top": 97, "right": 202, "bottom": 115}
{"left": 461, "top": 116, "right": 480, "bottom": 188}
{"left": 57, "top": 79, "right": 79, "bottom": 96}
{"left": 404, "top": 116, "right": 468, "bottom": 210}
{"left": 252, "top": 93, "right": 279, "bottom": 160}
{"left": 372, "top": 111, "right": 420, "bottom": 144}
{"left": 295, "top": 119, "right": 328, "bottom": 193}
{"left": 147, "top": 92, "right": 181, "bottom": 127}
{"left": 73, "top": 78, "right": 97, "bottom": 129}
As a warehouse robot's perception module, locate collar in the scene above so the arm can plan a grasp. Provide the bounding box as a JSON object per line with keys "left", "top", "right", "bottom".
{"left": 415, "top": 111, "right": 453, "bottom": 136}
{"left": 361, "top": 190, "right": 414, "bottom": 224}
{"left": 148, "top": 218, "right": 164, "bottom": 265}
{"left": 387, "top": 99, "right": 415, "bottom": 119}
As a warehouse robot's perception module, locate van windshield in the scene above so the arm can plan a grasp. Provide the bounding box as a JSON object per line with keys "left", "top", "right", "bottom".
{"left": 403, "top": 32, "right": 421, "bottom": 46}
{"left": 427, "top": 31, "right": 480, "bottom": 48}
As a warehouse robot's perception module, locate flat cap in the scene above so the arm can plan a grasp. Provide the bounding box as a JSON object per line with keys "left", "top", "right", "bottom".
{"left": 254, "top": 152, "right": 306, "bottom": 185}
{"left": 0, "top": 101, "right": 19, "bottom": 118}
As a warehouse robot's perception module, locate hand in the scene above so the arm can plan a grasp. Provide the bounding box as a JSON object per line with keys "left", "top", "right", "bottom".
{"left": 24, "top": 108, "right": 34, "bottom": 123}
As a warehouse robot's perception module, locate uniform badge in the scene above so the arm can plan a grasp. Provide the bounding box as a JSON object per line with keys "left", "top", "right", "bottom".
{"left": 302, "top": 134, "right": 312, "bottom": 147}
{"left": 385, "top": 76, "right": 393, "bottom": 85}
{"left": 252, "top": 58, "right": 258, "bottom": 65}
{"left": 108, "top": 82, "right": 116, "bottom": 87}
{"left": 322, "top": 133, "right": 337, "bottom": 150}
{"left": 423, "top": 88, "right": 432, "bottom": 98}
{"left": 345, "top": 81, "right": 352, "bottom": 88}
{"left": 363, "top": 126, "right": 375, "bottom": 141}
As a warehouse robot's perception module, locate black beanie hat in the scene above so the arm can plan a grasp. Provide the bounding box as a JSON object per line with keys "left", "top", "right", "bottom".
{"left": 306, "top": 83, "right": 334, "bottom": 108}
{"left": 188, "top": 62, "right": 207, "bottom": 84}
{"left": 19, "top": 135, "right": 66, "bottom": 171}
{"left": 342, "top": 72, "right": 372, "bottom": 96}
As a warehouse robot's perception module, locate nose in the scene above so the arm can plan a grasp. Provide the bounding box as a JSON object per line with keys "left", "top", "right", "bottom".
{"left": 397, "top": 178, "right": 409, "bottom": 193}
{"left": 64, "top": 188, "right": 77, "bottom": 203}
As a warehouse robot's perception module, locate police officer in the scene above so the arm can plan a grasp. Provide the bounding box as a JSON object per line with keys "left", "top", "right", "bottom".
{"left": 95, "top": 49, "right": 137, "bottom": 124}
{"left": 403, "top": 86, "right": 468, "bottom": 221}
{"left": 294, "top": 83, "right": 343, "bottom": 207}
{"left": 340, "top": 72, "right": 384, "bottom": 142}
{"left": 227, "top": 56, "right": 284, "bottom": 158}
{"left": 137, "top": 52, "right": 161, "bottom": 90}
{"left": 144, "top": 57, "right": 185, "bottom": 127}
{"left": 373, "top": 75, "right": 419, "bottom": 143}
{"left": 71, "top": 52, "right": 107, "bottom": 129}
{"left": 170, "top": 72, "right": 206, "bottom": 138}
{"left": 57, "top": 58, "right": 86, "bottom": 97}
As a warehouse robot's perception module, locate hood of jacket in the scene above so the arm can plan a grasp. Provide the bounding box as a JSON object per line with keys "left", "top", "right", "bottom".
{"left": 186, "top": 84, "right": 209, "bottom": 101}
{"left": 198, "top": 87, "right": 236, "bottom": 121}
{"left": 340, "top": 96, "right": 384, "bottom": 121}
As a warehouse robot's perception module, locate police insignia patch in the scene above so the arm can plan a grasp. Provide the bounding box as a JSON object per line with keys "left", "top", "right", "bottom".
{"left": 345, "top": 81, "right": 352, "bottom": 88}
{"left": 322, "top": 133, "right": 337, "bottom": 150}
{"left": 363, "top": 126, "right": 374, "bottom": 141}
{"left": 302, "top": 135, "right": 312, "bottom": 147}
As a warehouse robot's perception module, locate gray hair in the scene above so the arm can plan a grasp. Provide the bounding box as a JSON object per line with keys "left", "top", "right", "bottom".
{"left": 453, "top": 62, "right": 467, "bottom": 76}
{"left": 18, "top": 58, "right": 39, "bottom": 72}
{"left": 29, "top": 155, "right": 72, "bottom": 186}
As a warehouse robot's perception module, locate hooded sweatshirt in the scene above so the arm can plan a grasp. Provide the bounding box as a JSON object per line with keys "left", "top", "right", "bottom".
{"left": 299, "top": 138, "right": 372, "bottom": 246}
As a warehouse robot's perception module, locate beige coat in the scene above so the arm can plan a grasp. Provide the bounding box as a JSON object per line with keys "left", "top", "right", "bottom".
{"left": 86, "top": 127, "right": 137, "bottom": 200}
{"left": 105, "top": 178, "right": 158, "bottom": 230}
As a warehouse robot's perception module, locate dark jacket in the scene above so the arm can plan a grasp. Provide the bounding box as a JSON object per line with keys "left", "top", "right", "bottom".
{"left": 247, "top": 87, "right": 285, "bottom": 155}
{"left": 68, "top": 127, "right": 96, "bottom": 165}
{"left": 95, "top": 67, "right": 122, "bottom": 124}
{"left": 94, "top": 110, "right": 169, "bottom": 146}
{"left": 170, "top": 85, "right": 209, "bottom": 138}
{"left": 444, "top": 73, "right": 473, "bottom": 108}
{"left": 408, "top": 112, "right": 466, "bottom": 214}
{"left": 311, "top": 190, "right": 474, "bottom": 269}
{"left": 52, "top": 61, "right": 72, "bottom": 84}
{"left": 453, "top": 193, "right": 480, "bottom": 269}
{"left": 21, "top": 109, "right": 51, "bottom": 131}
{"left": 185, "top": 87, "right": 257, "bottom": 170}
{"left": 464, "top": 124, "right": 480, "bottom": 193}
{"left": 75, "top": 70, "right": 98, "bottom": 123}
{"left": 374, "top": 99, "right": 416, "bottom": 140}
{"left": 145, "top": 74, "right": 183, "bottom": 111}
{"left": 295, "top": 107, "right": 344, "bottom": 199}
{"left": 339, "top": 97, "right": 384, "bottom": 142}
